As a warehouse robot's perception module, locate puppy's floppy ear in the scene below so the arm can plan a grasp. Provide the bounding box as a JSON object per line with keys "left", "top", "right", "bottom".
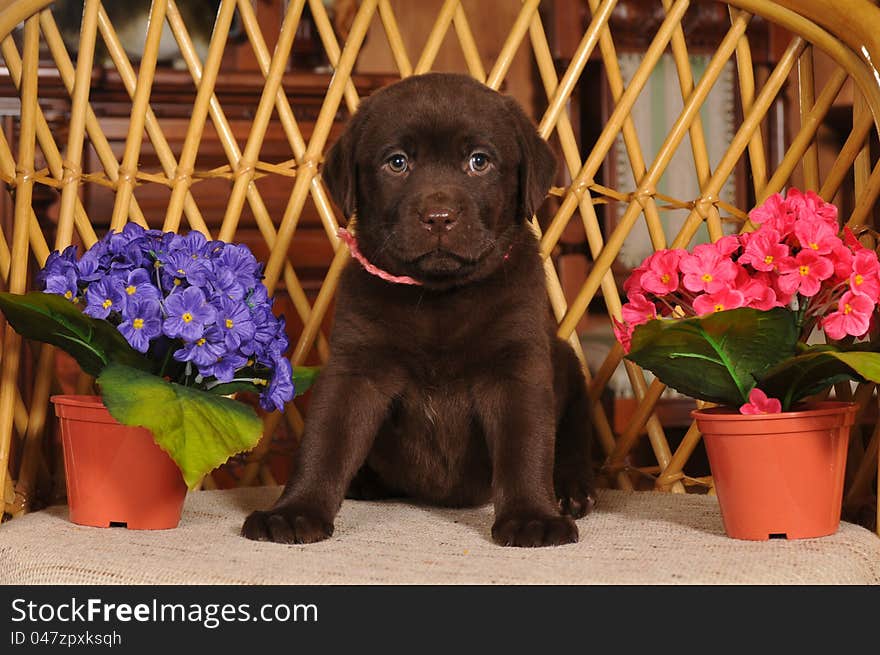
{"left": 322, "top": 100, "right": 370, "bottom": 218}
{"left": 503, "top": 96, "right": 558, "bottom": 220}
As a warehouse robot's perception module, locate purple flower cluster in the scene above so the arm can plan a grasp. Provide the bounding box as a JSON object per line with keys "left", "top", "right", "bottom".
{"left": 38, "top": 224, "right": 294, "bottom": 411}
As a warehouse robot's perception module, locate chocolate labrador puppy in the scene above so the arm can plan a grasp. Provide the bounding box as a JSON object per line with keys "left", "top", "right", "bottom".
{"left": 242, "top": 73, "right": 595, "bottom": 547}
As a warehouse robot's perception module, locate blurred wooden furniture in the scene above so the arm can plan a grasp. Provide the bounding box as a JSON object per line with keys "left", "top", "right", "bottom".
{"left": 0, "top": 3, "right": 395, "bottom": 295}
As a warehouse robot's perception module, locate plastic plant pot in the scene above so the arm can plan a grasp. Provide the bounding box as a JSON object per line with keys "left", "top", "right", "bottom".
{"left": 51, "top": 395, "right": 187, "bottom": 529}
{"left": 692, "top": 401, "right": 855, "bottom": 541}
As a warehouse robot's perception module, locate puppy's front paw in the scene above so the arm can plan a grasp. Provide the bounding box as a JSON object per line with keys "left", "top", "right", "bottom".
{"left": 555, "top": 477, "right": 597, "bottom": 519}
{"left": 241, "top": 506, "right": 334, "bottom": 545}
{"left": 491, "top": 512, "right": 578, "bottom": 547}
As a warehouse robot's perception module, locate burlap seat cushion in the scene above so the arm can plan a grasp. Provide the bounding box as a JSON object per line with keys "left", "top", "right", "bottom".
{"left": 1, "top": 487, "right": 878, "bottom": 585}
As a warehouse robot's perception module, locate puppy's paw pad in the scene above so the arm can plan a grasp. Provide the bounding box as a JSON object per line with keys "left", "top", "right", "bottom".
{"left": 241, "top": 508, "right": 333, "bottom": 545}
{"left": 491, "top": 513, "right": 578, "bottom": 547}
{"left": 555, "top": 480, "right": 597, "bottom": 519}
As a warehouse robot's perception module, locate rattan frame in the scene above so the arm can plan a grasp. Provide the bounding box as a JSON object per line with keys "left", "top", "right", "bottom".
{"left": 0, "top": 0, "right": 877, "bottom": 533}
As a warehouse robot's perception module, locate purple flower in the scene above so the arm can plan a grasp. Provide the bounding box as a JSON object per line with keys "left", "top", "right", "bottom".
{"left": 117, "top": 298, "right": 162, "bottom": 353}
{"left": 216, "top": 243, "right": 260, "bottom": 280}
{"left": 119, "top": 268, "right": 161, "bottom": 312}
{"left": 243, "top": 306, "right": 272, "bottom": 359}
{"left": 44, "top": 268, "right": 79, "bottom": 303}
{"left": 210, "top": 265, "right": 246, "bottom": 301}
{"left": 107, "top": 223, "right": 151, "bottom": 265}
{"left": 213, "top": 296, "right": 256, "bottom": 349}
{"left": 200, "top": 349, "right": 248, "bottom": 382}
{"left": 161, "top": 250, "right": 211, "bottom": 288}
{"left": 163, "top": 286, "right": 216, "bottom": 341}
{"left": 106, "top": 225, "right": 150, "bottom": 271}
{"left": 144, "top": 228, "right": 166, "bottom": 240}
{"left": 247, "top": 309, "right": 289, "bottom": 364}
{"left": 245, "top": 284, "right": 270, "bottom": 310}
{"left": 34, "top": 228, "right": 291, "bottom": 398}
{"left": 84, "top": 277, "right": 126, "bottom": 319}
{"left": 147, "top": 230, "right": 178, "bottom": 263}
{"left": 170, "top": 230, "right": 211, "bottom": 260}
{"left": 268, "top": 314, "right": 289, "bottom": 358}
{"left": 37, "top": 245, "right": 78, "bottom": 289}
{"left": 76, "top": 244, "right": 108, "bottom": 282}
{"left": 113, "top": 222, "right": 147, "bottom": 244}
{"left": 260, "top": 357, "right": 294, "bottom": 412}
{"left": 173, "top": 326, "right": 226, "bottom": 368}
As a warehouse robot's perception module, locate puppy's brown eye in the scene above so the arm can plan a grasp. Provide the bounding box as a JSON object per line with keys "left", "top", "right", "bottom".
{"left": 468, "top": 152, "right": 490, "bottom": 173}
{"left": 386, "top": 153, "right": 409, "bottom": 174}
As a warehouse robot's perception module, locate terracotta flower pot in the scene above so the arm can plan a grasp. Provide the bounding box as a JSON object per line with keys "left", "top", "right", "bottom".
{"left": 51, "top": 395, "right": 187, "bottom": 529}
{"left": 692, "top": 401, "right": 856, "bottom": 541}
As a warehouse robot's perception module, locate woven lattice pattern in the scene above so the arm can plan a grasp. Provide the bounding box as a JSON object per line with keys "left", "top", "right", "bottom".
{"left": 0, "top": 0, "right": 878, "bottom": 530}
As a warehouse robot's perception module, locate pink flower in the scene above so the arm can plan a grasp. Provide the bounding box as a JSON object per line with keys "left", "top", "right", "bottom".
{"left": 794, "top": 217, "right": 839, "bottom": 255}
{"left": 640, "top": 249, "right": 684, "bottom": 295}
{"left": 830, "top": 240, "right": 855, "bottom": 280}
{"left": 749, "top": 193, "right": 796, "bottom": 237}
{"left": 787, "top": 188, "right": 838, "bottom": 227}
{"left": 738, "top": 227, "right": 788, "bottom": 272}
{"left": 822, "top": 291, "right": 875, "bottom": 340}
{"left": 777, "top": 250, "right": 834, "bottom": 297}
{"left": 679, "top": 243, "right": 738, "bottom": 294}
{"left": 772, "top": 280, "right": 794, "bottom": 308}
{"left": 749, "top": 193, "right": 784, "bottom": 224}
{"left": 621, "top": 293, "right": 657, "bottom": 327}
{"left": 623, "top": 263, "right": 646, "bottom": 296}
{"left": 714, "top": 235, "right": 742, "bottom": 257}
{"left": 740, "top": 388, "right": 782, "bottom": 415}
{"left": 613, "top": 317, "right": 634, "bottom": 353}
{"left": 737, "top": 270, "right": 781, "bottom": 310}
{"left": 849, "top": 249, "right": 880, "bottom": 301}
{"left": 842, "top": 226, "right": 868, "bottom": 252}
{"left": 693, "top": 288, "right": 745, "bottom": 315}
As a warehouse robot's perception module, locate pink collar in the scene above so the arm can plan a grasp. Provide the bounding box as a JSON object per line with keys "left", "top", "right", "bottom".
{"left": 337, "top": 227, "right": 422, "bottom": 286}
{"left": 337, "top": 227, "right": 515, "bottom": 286}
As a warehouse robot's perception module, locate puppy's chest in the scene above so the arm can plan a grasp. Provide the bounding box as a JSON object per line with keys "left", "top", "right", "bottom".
{"left": 370, "top": 377, "right": 490, "bottom": 503}
{"left": 411, "top": 367, "right": 472, "bottom": 412}
{"left": 392, "top": 373, "right": 476, "bottom": 446}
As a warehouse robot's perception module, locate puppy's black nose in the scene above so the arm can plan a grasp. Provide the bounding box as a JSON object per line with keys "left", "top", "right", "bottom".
{"left": 419, "top": 206, "right": 458, "bottom": 232}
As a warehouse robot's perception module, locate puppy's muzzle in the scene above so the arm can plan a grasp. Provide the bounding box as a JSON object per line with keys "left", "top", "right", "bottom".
{"left": 419, "top": 205, "right": 459, "bottom": 233}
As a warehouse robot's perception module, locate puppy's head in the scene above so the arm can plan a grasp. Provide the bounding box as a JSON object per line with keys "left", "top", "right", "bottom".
{"left": 323, "top": 73, "right": 556, "bottom": 288}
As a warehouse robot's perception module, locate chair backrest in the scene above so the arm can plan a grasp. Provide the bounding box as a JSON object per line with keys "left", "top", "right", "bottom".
{"left": 0, "top": 0, "right": 878, "bottom": 520}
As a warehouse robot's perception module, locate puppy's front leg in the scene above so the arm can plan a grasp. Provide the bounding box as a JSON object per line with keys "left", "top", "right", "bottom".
{"left": 477, "top": 370, "right": 578, "bottom": 547}
{"left": 241, "top": 369, "right": 399, "bottom": 544}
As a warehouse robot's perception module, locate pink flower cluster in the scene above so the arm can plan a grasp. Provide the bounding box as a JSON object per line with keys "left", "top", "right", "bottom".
{"left": 614, "top": 189, "right": 880, "bottom": 354}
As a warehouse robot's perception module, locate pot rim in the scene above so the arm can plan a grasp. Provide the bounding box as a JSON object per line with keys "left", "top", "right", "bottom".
{"left": 692, "top": 400, "right": 857, "bottom": 421}
{"left": 50, "top": 394, "right": 105, "bottom": 409}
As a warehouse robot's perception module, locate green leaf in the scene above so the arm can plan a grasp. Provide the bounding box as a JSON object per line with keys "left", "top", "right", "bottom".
{"left": 0, "top": 291, "right": 151, "bottom": 376}
{"left": 292, "top": 366, "right": 320, "bottom": 396}
{"left": 97, "top": 363, "right": 264, "bottom": 489}
{"left": 757, "top": 347, "right": 880, "bottom": 410}
{"left": 206, "top": 366, "right": 320, "bottom": 398}
{"left": 205, "top": 380, "right": 268, "bottom": 396}
{"left": 626, "top": 307, "right": 799, "bottom": 406}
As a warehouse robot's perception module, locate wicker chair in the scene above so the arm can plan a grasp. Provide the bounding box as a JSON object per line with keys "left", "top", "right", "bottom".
{"left": 0, "top": 0, "right": 878, "bottom": 566}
